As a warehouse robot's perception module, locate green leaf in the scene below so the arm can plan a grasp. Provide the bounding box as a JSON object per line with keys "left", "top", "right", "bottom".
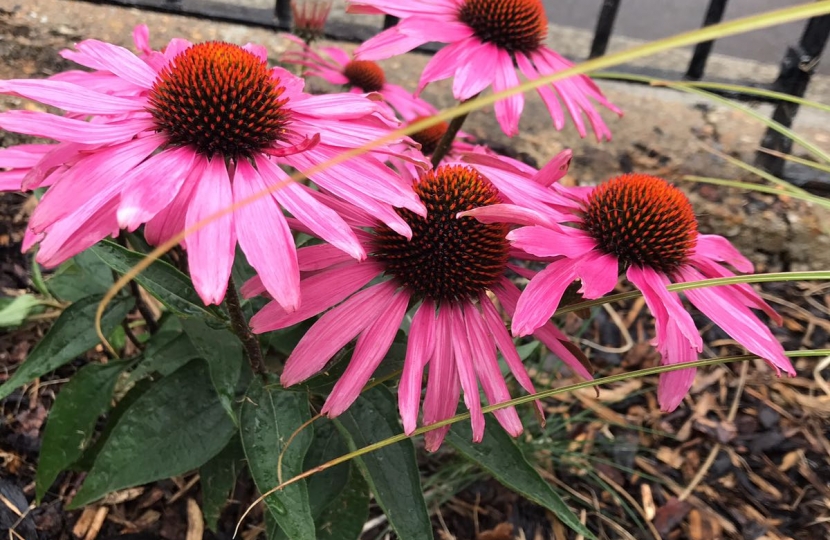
{"left": 181, "top": 318, "right": 243, "bottom": 417}
{"left": 0, "top": 295, "right": 134, "bottom": 401}
{"left": 314, "top": 464, "right": 369, "bottom": 540}
{"left": 90, "top": 240, "right": 224, "bottom": 321}
{"left": 0, "top": 295, "right": 42, "bottom": 327}
{"left": 446, "top": 422, "right": 594, "bottom": 539}
{"left": 36, "top": 360, "right": 130, "bottom": 502}
{"left": 200, "top": 435, "right": 243, "bottom": 531}
{"left": 239, "top": 378, "right": 315, "bottom": 540}
{"left": 69, "top": 360, "right": 236, "bottom": 508}
{"left": 334, "top": 386, "right": 432, "bottom": 540}
{"left": 47, "top": 250, "right": 113, "bottom": 302}
{"left": 305, "top": 422, "right": 351, "bottom": 517}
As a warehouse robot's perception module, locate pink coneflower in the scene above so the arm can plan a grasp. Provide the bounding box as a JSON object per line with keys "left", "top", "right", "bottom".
{"left": 467, "top": 173, "right": 795, "bottom": 411}
{"left": 246, "top": 164, "right": 592, "bottom": 449}
{"left": 282, "top": 37, "right": 435, "bottom": 121}
{"left": 0, "top": 38, "right": 426, "bottom": 307}
{"left": 347, "top": 0, "right": 621, "bottom": 138}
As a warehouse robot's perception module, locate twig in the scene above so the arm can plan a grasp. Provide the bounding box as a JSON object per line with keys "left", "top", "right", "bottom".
{"left": 225, "top": 276, "right": 266, "bottom": 376}
{"left": 129, "top": 280, "right": 159, "bottom": 334}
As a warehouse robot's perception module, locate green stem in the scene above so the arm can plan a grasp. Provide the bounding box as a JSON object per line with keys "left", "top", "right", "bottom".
{"left": 430, "top": 96, "right": 477, "bottom": 168}
{"left": 225, "top": 276, "right": 266, "bottom": 376}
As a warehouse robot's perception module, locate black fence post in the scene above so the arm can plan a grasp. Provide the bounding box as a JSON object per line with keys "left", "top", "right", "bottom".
{"left": 383, "top": 15, "right": 399, "bottom": 30}
{"left": 685, "top": 0, "right": 729, "bottom": 80}
{"left": 275, "top": 0, "right": 292, "bottom": 24}
{"left": 589, "top": 0, "right": 622, "bottom": 59}
{"left": 756, "top": 15, "right": 830, "bottom": 176}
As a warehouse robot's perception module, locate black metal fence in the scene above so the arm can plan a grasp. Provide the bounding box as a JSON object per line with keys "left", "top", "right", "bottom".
{"left": 78, "top": 0, "right": 830, "bottom": 177}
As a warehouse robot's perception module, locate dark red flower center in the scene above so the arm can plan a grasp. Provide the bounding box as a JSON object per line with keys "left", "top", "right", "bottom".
{"left": 409, "top": 116, "right": 448, "bottom": 156}
{"left": 373, "top": 165, "right": 509, "bottom": 302}
{"left": 148, "top": 42, "right": 291, "bottom": 159}
{"left": 343, "top": 59, "right": 386, "bottom": 93}
{"left": 583, "top": 174, "right": 698, "bottom": 274}
{"left": 458, "top": 0, "right": 548, "bottom": 54}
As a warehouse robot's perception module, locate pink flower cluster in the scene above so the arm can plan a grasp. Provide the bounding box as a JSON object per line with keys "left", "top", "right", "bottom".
{"left": 0, "top": 9, "right": 794, "bottom": 448}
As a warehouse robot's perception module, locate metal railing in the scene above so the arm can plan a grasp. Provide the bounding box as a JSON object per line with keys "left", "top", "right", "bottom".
{"left": 77, "top": 0, "right": 830, "bottom": 177}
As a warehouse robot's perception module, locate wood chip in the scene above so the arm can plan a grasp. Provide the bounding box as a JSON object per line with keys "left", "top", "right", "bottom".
{"left": 71, "top": 507, "right": 98, "bottom": 539}
{"left": 101, "top": 487, "right": 144, "bottom": 506}
{"left": 83, "top": 506, "right": 108, "bottom": 540}
{"left": 186, "top": 498, "right": 204, "bottom": 540}
{"left": 641, "top": 483, "right": 656, "bottom": 521}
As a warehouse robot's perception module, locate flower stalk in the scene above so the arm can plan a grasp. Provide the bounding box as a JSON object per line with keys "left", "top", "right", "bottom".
{"left": 225, "top": 276, "right": 266, "bottom": 376}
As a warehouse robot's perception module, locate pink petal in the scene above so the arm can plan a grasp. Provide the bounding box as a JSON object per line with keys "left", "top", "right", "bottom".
{"left": 512, "top": 258, "right": 580, "bottom": 336}
{"left": 575, "top": 250, "right": 620, "bottom": 299}
{"left": 400, "top": 299, "right": 436, "bottom": 435}
{"left": 233, "top": 160, "right": 299, "bottom": 311}
{"left": 250, "top": 261, "right": 384, "bottom": 333}
{"left": 464, "top": 302, "right": 523, "bottom": 436}
{"left": 117, "top": 146, "right": 198, "bottom": 230}
{"left": 355, "top": 27, "right": 427, "bottom": 61}
{"left": 323, "top": 288, "right": 410, "bottom": 417}
{"left": 452, "top": 41, "right": 498, "bottom": 101}
{"left": 64, "top": 39, "right": 158, "bottom": 88}
{"left": 144, "top": 156, "right": 206, "bottom": 247}
{"left": 281, "top": 281, "right": 396, "bottom": 386}
{"left": 36, "top": 198, "right": 121, "bottom": 267}
{"left": 515, "top": 52, "right": 565, "bottom": 130}
{"left": 657, "top": 343, "right": 699, "bottom": 412}
{"left": 695, "top": 234, "right": 753, "bottom": 273}
{"left": 0, "top": 111, "right": 153, "bottom": 145}
{"left": 491, "top": 47, "right": 524, "bottom": 137}
{"left": 0, "top": 80, "right": 146, "bottom": 115}
{"left": 532, "top": 150, "right": 572, "bottom": 187}
{"left": 418, "top": 39, "right": 469, "bottom": 94}
{"left": 460, "top": 204, "right": 557, "bottom": 228}
{"left": 423, "top": 304, "right": 461, "bottom": 452}
{"left": 507, "top": 226, "right": 596, "bottom": 259}
{"left": 133, "top": 24, "right": 152, "bottom": 54}
{"left": 185, "top": 159, "right": 236, "bottom": 305}
{"left": 448, "top": 304, "right": 484, "bottom": 443}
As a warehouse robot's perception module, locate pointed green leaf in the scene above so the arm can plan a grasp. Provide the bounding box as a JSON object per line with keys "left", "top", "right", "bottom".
{"left": 181, "top": 318, "right": 243, "bottom": 417}
{"left": 334, "top": 386, "right": 432, "bottom": 540}
{"left": 314, "top": 464, "right": 369, "bottom": 540}
{"left": 0, "top": 295, "right": 133, "bottom": 401}
{"left": 36, "top": 360, "right": 130, "bottom": 502}
{"left": 446, "top": 422, "right": 594, "bottom": 539}
{"left": 239, "top": 378, "right": 315, "bottom": 540}
{"left": 69, "top": 360, "right": 236, "bottom": 508}
{"left": 90, "top": 240, "right": 224, "bottom": 320}
{"left": 47, "top": 250, "right": 113, "bottom": 302}
{"left": 200, "top": 435, "right": 244, "bottom": 531}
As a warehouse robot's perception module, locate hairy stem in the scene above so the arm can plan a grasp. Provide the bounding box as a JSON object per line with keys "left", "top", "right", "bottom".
{"left": 225, "top": 276, "right": 266, "bottom": 376}
{"left": 430, "top": 97, "right": 477, "bottom": 168}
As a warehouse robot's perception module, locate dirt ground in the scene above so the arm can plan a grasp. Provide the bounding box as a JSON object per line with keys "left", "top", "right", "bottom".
{"left": 1, "top": 2, "right": 830, "bottom": 540}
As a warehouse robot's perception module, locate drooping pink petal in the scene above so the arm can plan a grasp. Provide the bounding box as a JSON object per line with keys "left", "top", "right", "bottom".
{"left": 532, "top": 149, "right": 572, "bottom": 187}
{"left": 423, "top": 304, "right": 461, "bottom": 452}
{"left": 448, "top": 304, "right": 484, "bottom": 443}
{"left": 491, "top": 47, "right": 524, "bottom": 137}
{"left": 515, "top": 52, "right": 565, "bottom": 131}
{"left": 133, "top": 24, "right": 152, "bottom": 55}
{"left": 418, "top": 39, "right": 470, "bottom": 94}
{"left": 575, "top": 250, "right": 620, "bottom": 299}
{"left": 37, "top": 198, "right": 121, "bottom": 267}
{"left": 347, "top": 0, "right": 460, "bottom": 18}
{"left": 62, "top": 39, "right": 158, "bottom": 88}
{"left": 281, "top": 281, "right": 396, "bottom": 386}
{"left": 323, "top": 288, "right": 410, "bottom": 417}
{"left": 117, "top": 146, "right": 198, "bottom": 230}
{"left": 507, "top": 226, "right": 596, "bottom": 259}
{"left": 677, "top": 266, "right": 794, "bottom": 377}
{"left": 355, "top": 27, "right": 428, "bottom": 61}
{"left": 254, "top": 155, "right": 365, "bottom": 261}
{"left": 657, "top": 341, "right": 699, "bottom": 412}
{"left": 512, "top": 258, "right": 580, "bottom": 336}
{"left": 627, "top": 265, "right": 703, "bottom": 352}
{"left": 250, "top": 261, "right": 384, "bottom": 333}
{"left": 233, "top": 160, "right": 299, "bottom": 311}
{"left": 464, "top": 301, "right": 523, "bottom": 436}
{"left": 185, "top": 158, "right": 236, "bottom": 305}
{"left": 695, "top": 234, "right": 753, "bottom": 273}
{"left": 460, "top": 204, "right": 557, "bottom": 228}
{"left": 400, "top": 299, "right": 436, "bottom": 435}
{"left": 143, "top": 156, "right": 206, "bottom": 247}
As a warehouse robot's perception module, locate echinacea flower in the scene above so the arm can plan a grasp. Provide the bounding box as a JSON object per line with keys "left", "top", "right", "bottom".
{"left": 291, "top": 0, "right": 333, "bottom": 44}
{"left": 0, "top": 36, "right": 427, "bottom": 307}
{"left": 467, "top": 173, "right": 795, "bottom": 411}
{"left": 347, "top": 0, "right": 621, "bottom": 138}
{"left": 245, "top": 163, "right": 591, "bottom": 450}
{"left": 282, "top": 37, "right": 434, "bottom": 120}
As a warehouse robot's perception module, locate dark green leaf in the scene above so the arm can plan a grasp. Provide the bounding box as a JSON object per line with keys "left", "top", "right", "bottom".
{"left": 36, "top": 360, "right": 130, "bottom": 502}
{"left": 334, "top": 386, "right": 432, "bottom": 540}
{"left": 70, "top": 360, "right": 236, "bottom": 508}
{"left": 447, "top": 422, "right": 594, "bottom": 539}
{"left": 239, "top": 378, "right": 315, "bottom": 540}
{"left": 200, "top": 435, "right": 244, "bottom": 531}
{"left": 47, "top": 250, "right": 113, "bottom": 302}
{"left": 0, "top": 295, "right": 133, "bottom": 401}
{"left": 305, "top": 422, "right": 351, "bottom": 517}
{"left": 314, "top": 464, "right": 369, "bottom": 540}
{"left": 181, "top": 318, "right": 243, "bottom": 417}
{"left": 90, "top": 240, "right": 224, "bottom": 321}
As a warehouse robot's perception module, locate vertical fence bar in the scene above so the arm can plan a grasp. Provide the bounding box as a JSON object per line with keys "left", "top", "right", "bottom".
{"left": 589, "top": 0, "right": 622, "bottom": 59}
{"left": 685, "top": 0, "right": 729, "bottom": 80}
{"left": 275, "top": 0, "right": 291, "bottom": 24}
{"left": 756, "top": 15, "right": 830, "bottom": 176}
